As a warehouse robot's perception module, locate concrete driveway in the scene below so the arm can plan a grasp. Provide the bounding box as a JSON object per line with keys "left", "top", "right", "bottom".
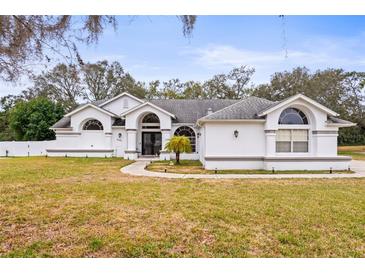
{"left": 121, "top": 159, "right": 365, "bottom": 179}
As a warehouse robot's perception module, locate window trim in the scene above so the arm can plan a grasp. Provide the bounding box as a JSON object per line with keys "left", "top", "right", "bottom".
{"left": 276, "top": 128, "right": 310, "bottom": 153}
{"left": 142, "top": 113, "right": 160, "bottom": 123}
{"left": 174, "top": 126, "right": 197, "bottom": 153}
{"left": 278, "top": 107, "right": 308, "bottom": 125}
{"left": 82, "top": 119, "right": 104, "bottom": 131}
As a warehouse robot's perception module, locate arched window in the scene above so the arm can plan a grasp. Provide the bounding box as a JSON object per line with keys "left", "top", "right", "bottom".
{"left": 279, "top": 108, "right": 308, "bottom": 125}
{"left": 276, "top": 108, "right": 309, "bottom": 153}
{"left": 142, "top": 113, "right": 159, "bottom": 123}
{"left": 142, "top": 113, "right": 160, "bottom": 129}
{"left": 83, "top": 119, "right": 104, "bottom": 130}
{"left": 174, "top": 126, "right": 196, "bottom": 152}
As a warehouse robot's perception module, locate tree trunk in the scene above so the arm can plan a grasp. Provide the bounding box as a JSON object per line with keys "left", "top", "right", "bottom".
{"left": 176, "top": 152, "right": 180, "bottom": 164}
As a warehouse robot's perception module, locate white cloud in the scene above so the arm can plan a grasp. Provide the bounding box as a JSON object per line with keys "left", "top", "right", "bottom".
{"left": 180, "top": 33, "right": 365, "bottom": 84}
{"left": 183, "top": 45, "right": 283, "bottom": 68}
{"left": 130, "top": 62, "right": 161, "bottom": 71}
{"left": 83, "top": 54, "right": 126, "bottom": 63}
{"left": 183, "top": 44, "right": 365, "bottom": 71}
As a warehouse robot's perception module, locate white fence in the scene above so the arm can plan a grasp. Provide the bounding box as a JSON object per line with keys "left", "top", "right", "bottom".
{"left": 0, "top": 141, "right": 55, "bottom": 157}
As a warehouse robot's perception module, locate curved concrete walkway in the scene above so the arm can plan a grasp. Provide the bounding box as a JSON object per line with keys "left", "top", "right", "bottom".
{"left": 121, "top": 159, "right": 365, "bottom": 179}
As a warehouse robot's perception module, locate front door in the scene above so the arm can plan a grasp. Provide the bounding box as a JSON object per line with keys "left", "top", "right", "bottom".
{"left": 142, "top": 132, "right": 162, "bottom": 156}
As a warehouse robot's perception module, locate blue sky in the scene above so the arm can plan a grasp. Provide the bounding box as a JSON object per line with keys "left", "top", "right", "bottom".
{"left": 2, "top": 15, "right": 365, "bottom": 96}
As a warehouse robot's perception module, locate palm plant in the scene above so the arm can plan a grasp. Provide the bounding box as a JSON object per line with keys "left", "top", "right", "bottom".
{"left": 164, "top": 136, "right": 192, "bottom": 164}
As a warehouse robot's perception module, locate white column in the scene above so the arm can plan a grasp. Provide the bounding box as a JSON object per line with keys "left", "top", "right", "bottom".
{"left": 265, "top": 130, "right": 276, "bottom": 157}
{"left": 160, "top": 129, "right": 171, "bottom": 160}
{"left": 312, "top": 132, "right": 318, "bottom": 156}
{"left": 312, "top": 130, "right": 338, "bottom": 157}
{"left": 124, "top": 129, "right": 138, "bottom": 160}
{"left": 105, "top": 132, "right": 113, "bottom": 156}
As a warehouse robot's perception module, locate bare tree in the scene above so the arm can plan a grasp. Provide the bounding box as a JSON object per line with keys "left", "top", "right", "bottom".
{"left": 23, "top": 63, "right": 83, "bottom": 111}
{"left": 0, "top": 15, "right": 197, "bottom": 81}
{"left": 81, "top": 60, "right": 146, "bottom": 101}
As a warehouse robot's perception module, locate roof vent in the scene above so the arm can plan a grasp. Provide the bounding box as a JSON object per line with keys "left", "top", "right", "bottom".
{"left": 207, "top": 107, "right": 213, "bottom": 115}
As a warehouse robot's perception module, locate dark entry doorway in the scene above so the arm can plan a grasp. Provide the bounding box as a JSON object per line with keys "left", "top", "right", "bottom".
{"left": 142, "top": 132, "right": 162, "bottom": 156}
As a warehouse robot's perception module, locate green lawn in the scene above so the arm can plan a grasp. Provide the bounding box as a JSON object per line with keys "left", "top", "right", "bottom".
{"left": 338, "top": 145, "right": 365, "bottom": 160}
{"left": 147, "top": 160, "right": 353, "bottom": 174}
{"left": 0, "top": 157, "right": 364, "bottom": 257}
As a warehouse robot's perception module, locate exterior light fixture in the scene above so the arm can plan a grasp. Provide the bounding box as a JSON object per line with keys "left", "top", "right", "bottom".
{"left": 118, "top": 133, "right": 122, "bottom": 138}
{"left": 234, "top": 130, "right": 239, "bottom": 138}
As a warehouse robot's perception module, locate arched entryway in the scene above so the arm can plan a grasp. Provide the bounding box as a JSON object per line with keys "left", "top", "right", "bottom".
{"left": 140, "top": 113, "right": 162, "bottom": 156}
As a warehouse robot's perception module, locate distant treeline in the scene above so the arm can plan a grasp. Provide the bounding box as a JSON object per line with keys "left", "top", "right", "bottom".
{"left": 1, "top": 62, "right": 364, "bottom": 145}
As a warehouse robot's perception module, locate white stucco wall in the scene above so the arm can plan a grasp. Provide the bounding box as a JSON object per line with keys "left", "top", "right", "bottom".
{"left": 264, "top": 98, "right": 339, "bottom": 158}
{"left": 0, "top": 141, "right": 55, "bottom": 156}
{"left": 264, "top": 157, "right": 351, "bottom": 170}
{"left": 170, "top": 123, "right": 200, "bottom": 160}
{"left": 264, "top": 98, "right": 327, "bottom": 130}
{"left": 70, "top": 107, "right": 112, "bottom": 133}
{"left": 199, "top": 126, "right": 206, "bottom": 165}
{"left": 123, "top": 104, "right": 172, "bottom": 159}
{"left": 125, "top": 105, "right": 172, "bottom": 130}
{"left": 45, "top": 93, "right": 350, "bottom": 167}
{"left": 205, "top": 159, "right": 264, "bottom": 170}
{"left": 48, "top": 106, "right": 114, "bottom": 157}
{"left": 312, "top": 132, "right": 338, "bottom": 156}
{"left": 102, "top": 95, "right": 142, "bottom": 115}
{"left": 48, "top": 131, "right": 113, "bottom": 156}
{"left": 204, "top": 122, "right": 266, "bottom": 156}
{"left": 112, "top": 128, "right": 127, "bottom": 157}
{"left": 203, "top": 121, "right": 266, "bottom": 169}
{"left": 202, "top": 97, "right": 347, "bottom": 170}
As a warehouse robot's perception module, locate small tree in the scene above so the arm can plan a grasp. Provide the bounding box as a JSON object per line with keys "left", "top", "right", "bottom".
{"left": 164, "top": 136, "right": 192, "bottom": 164}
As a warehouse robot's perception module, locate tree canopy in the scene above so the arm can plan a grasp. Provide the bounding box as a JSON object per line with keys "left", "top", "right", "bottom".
{"left": 251, "top": 67, "right": 365, "bottom": 145}
{"left": 251, "top": 67, "right": 365, "bottom": 128}
{"left": 81, "top": 60, "right": 146, "bottom": 101}
{"left": 0, "top": 64, "right": 364, "bottom": 145}
{"left": 164, "top": 136, "right": 192, "bottom": 164}
{"left": 23, "top": 63, "right": 83, "bottom": 111}
{"left": 0, "top": 15, "right": 197, "bottom": 81}
{"left": 9, "top": 97, "right": 64, "bottom": 141}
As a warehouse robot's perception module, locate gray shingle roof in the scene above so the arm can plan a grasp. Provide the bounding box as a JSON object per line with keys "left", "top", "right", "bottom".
{"left": 150, "top": 99, "right": 239, "bottom": 123}
{"left": 112, "top": 118, "right": 125, "bottom": 126}
{"left": 51, "top": 117, "right": 71, "bottom": 128}
{"left": 200, "top": 96, "right": 277, "bottom": 120}
{"left": 68, "top": 99, "right": 108, "bottom": 113}
{"left": 327, "top": 116, "right": 354, "bottom": 125}
{"left": 52, "top": 94, "right": 354, "bottom": 128}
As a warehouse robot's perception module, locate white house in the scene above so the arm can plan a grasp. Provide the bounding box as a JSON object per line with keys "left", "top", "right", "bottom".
{"left": 48, "top": 92, "right": 355, "bottom": 170}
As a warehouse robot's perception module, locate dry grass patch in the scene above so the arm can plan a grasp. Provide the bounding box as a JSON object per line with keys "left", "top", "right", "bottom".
{"left": 338, "top": 145, "right": 365, "bottom": 152}
{"left": 338, "top": 145, "right": 365, "bottom": 160}
{"left": 0, "top": 157, "right": 364, "bottom": 257}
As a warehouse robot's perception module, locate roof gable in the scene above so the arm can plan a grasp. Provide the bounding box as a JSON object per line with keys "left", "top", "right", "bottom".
{"left": 121, "top": 101, "right": 176, "bottom": 118}
{"left": 257, "top": 94, "right": 338, "bottom": 117}
{"left": 98, "top": 92, "right": 144, "bottom": 108}
{"left": 326, "top": 116, "right": 356, "bottom": 127}
{"left": 150, "top": 99, "right": 239, "bottom": 123}
{"left": 64, "top": 104, "right": 118, "bottom": 118}
{"left": 50, "top": 117, "right": 71, "bottom": 129}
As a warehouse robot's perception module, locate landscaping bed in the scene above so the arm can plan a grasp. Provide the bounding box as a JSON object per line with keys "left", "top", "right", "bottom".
{"left": 146, "top": 160, "right": 354, "bottom": 174}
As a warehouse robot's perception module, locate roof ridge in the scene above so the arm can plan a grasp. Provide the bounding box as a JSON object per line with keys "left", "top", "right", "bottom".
{"left": 199, "top": 97, "right": 249, "bottom": 120}
{"left": 149, "top": 98, "right": 240, "bottom": 102}
{"left": 198, "top": 96, "right": 277, "bottom": 121}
